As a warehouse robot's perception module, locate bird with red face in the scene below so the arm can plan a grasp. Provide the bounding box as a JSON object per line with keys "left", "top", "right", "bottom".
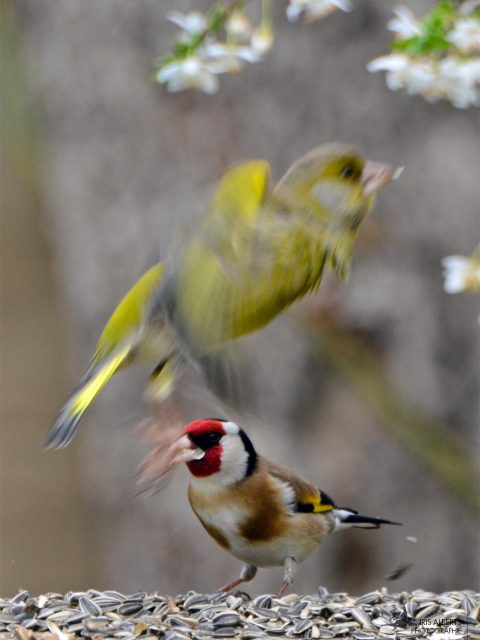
{"left": 177, "top": 419, "right": 401, "bottom": 596}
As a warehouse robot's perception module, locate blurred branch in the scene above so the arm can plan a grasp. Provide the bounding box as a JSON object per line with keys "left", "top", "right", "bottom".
{"left": 305, "top": 314, "right": 479, "bottom": 514}
{"left": 1, "top": 1, "right": 42, "bottom": 197}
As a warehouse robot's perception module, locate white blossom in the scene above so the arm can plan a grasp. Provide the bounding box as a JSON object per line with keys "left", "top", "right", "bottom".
{"left": 166, "top": 11, "right": 208, "bottom": 37}
{"left": 286, "top": 0, "right": 352, "bottom": 23}
{"left": 442, "top": 255, "right": 480, "bottom": 294}
{"left": 447, "top": 17, "right": 480, "bottom": 54}
{"left": 387, "top": 6, "right": 422, "bottom": 40}
{"left": 403, "top": 59, "right": 438, "bottom": 97}
{"left": 368, "top": 53, "right": 480, "bottom": 108}
{"left": 251, "top": 25, "right": 274, "bottom": 54}
{"left": 200, "top": 42, "right": 263, "bottom": 73}
{"left": 156, "top": 57, "right": 219, "bottom": 94}
{"left": 438, "top": 57, "right": 480, "bottom": 108}
{"left": 226, "top": 11, "right": 253, "bottom": 43}
{"left": 367, "top": 54, "right": 412, "bottom": 90}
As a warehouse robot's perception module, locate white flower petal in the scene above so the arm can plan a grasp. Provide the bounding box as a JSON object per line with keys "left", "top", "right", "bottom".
{"left": 200, "top": 41, "right": 262, "bottom": 73}
{"left": 166, "top": 11, "right": 207, "bottom": 34}
{"left": 286, "top": 4, "right": 303, "bottom": 22}
{"left": 157, "top": 56, "right": 219, "bottom": 94}
{"left": 286, "top": 0, "right": 352, "bottom": 23}
{"left": 367, "top": 54, "right": 409, "bottom": 73}
{"left": 251, "top": 27, "right": 274, "bottom": 54}
{"left": 388, "top": 6, "right": 421, "bottom": 39}
{"left": 235, "top": 46, "right": 263, "bottom": 63}
{"left": 226, "top": 12, "right": 253, "bottom": 42}
{"left": 447, "top": 17, "right": 480, "bottom": 53}
{"left": 438, "top": 57, "right": 480, "bottom": 108}
{"left": 156, "top": 61, "right": 184, "bottom": 82}
{"left": 404, "top": 60, "right": 437, "bottom": 95}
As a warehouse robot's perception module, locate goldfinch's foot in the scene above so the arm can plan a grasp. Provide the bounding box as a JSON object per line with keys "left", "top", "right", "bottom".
{"left": 275, "top": 581, "right": 290, "bottom": 597}
{"left": 215, "top": 577, "right": 246, "bottom": 594}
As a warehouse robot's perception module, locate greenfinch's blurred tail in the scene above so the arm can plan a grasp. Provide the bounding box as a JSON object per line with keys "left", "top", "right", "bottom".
{"left": 44, "top": 346, "right": 131, "bottom": 449}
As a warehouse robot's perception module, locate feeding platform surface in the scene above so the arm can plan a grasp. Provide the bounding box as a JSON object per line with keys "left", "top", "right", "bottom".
{"left": 1, "top": 588, "right": 478, "bottom": 639}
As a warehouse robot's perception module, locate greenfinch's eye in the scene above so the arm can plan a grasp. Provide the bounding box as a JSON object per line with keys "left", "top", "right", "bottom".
{"left": 340, "top": 164, "right": 360, "bottom": 181}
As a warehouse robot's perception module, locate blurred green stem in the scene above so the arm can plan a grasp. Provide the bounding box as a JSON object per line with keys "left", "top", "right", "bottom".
{"left": 1, "top": 1, "right": 42, "bottom": 198}
{"left": 308, "top": 316, "right": 479, "bottom": 514}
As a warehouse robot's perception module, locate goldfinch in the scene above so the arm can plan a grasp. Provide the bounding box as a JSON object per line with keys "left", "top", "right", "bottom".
{"left": 178, "top": 419, "right": 401, "bottom": 596}
{"left": 45, "top": 144, "right": 393, "bottom": 450}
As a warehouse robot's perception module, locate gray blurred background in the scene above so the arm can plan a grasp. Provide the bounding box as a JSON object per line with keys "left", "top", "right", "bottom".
{"left": 1, "top": 0, "right": 478, "bottom": 597}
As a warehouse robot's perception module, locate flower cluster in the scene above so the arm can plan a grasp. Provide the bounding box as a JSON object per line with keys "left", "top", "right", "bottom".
{"left": 156, "top": 7, "right": 273, "bottom": 94}
{"left": 155, "top": 0, "right": 353, "bottom": 94}
{"left": 368, "top": 3, "right": 480, "bottom": 109}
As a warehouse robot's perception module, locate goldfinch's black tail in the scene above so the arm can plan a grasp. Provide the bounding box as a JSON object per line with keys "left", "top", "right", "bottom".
{"left": 333, "top": 508, "right": 402, "bottom": 530}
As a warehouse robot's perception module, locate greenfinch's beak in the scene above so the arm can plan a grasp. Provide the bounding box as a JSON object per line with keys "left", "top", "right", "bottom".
{"left": 362, "top": 161, "right": 393, "bottom": 197}
{"left": 172, "top": 435, "right": 205, "bottom": 464}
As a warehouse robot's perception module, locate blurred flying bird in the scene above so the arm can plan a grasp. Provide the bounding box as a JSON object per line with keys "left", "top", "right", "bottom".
{"left": 178, "top": 418, "right": 401, "bottom": 595}
{"left": 45, "top": 143, "right": 393, "bottom": 450}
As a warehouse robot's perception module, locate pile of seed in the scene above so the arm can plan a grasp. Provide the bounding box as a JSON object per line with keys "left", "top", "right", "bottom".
{"left": 1, "top": 588, "right": 478, "bottom": 640}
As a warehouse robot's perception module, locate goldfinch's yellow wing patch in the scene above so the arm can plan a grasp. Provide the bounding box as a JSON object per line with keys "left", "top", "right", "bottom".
{"left": 295, "top": 489, "right": 336, "bottom": 514}
{"left": 264, "top": 460, "right": 336, "bottom": 515}
{"left": 93, "top": 263, "right": 165, "bottom": 364}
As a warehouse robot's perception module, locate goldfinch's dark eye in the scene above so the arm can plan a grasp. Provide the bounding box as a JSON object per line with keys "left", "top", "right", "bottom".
{"left": 208, "top": 432, "right": 222, "bottom": 445}
{"left": 189, "top": 430, "right": 223, "bottom": 450}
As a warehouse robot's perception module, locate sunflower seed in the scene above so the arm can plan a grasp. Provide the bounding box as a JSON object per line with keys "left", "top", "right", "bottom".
{"left": 213, "top": 627, "right": 237, "bottom": 637}
{"left": 252, "top": 596, "right": 272, "bottom": 609}
{"left": 0, "top": 587, "right": 476, "bottom": 640}
{"left": 414, "top": 604, "right": 438, "bottom": 619}
{"left": 79, "top": 596, "right": 102, "bottom": 617}
{"left": 212, "top": 612, "right": 242, "bottom": 627}
{"left": 12, "top": 592, "right": 29, "bottom": 604}
{"left": 117, "top": 602, "right": 143, "bottom": 617}
{"left": 292, "top": 618, "right": 313, "bottom": 634}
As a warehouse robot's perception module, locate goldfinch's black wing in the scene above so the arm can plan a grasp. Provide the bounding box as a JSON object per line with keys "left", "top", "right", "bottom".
{"left": 263, "top": 459, "right": 336, "bottom": 515}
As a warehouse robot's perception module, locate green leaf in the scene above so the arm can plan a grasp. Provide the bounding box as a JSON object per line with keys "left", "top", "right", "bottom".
{"left": 392, "top": 1, "right": 460, "bottom": 57}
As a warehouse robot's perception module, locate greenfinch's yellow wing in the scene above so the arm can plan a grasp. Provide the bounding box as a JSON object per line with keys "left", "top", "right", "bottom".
{"left": 210, "top": 160, "right": 270, "bottom": 223}
{"left": 93, "top": 263, "right": 165, "bottom": 364}
{"left": 174, "top": 161, "right": 272, "bottom": 347}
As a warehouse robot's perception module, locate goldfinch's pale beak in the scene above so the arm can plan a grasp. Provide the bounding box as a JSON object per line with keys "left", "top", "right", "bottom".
{"left": 170, "top": 435, "right": 205, "bottom": 464}
{"left": 362, "top": 161, "right": 394, "bottom": 197}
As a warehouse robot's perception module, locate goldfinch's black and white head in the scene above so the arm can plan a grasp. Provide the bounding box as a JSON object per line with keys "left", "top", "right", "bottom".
{"left": 181, "top": 419, "right": 257, "bottom": 485}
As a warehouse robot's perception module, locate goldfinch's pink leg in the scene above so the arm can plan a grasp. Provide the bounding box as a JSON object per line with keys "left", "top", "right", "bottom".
{"left": 217, "top": 564, "right": 257, "bottom": 593}
{"left": 275, "top": 557, "right": 297, "bottom": 597}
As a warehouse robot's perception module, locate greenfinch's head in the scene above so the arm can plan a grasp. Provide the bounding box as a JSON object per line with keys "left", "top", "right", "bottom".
{"left": 275, "top": 142, "right": 392, "bottom": 230}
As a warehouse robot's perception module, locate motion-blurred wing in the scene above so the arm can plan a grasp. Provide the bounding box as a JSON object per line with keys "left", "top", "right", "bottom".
{"left": 92, "top": 262, "right": 165, "bottom": 365}
{"left": 168, "top": 160, "right": 273, "bottom": 350}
